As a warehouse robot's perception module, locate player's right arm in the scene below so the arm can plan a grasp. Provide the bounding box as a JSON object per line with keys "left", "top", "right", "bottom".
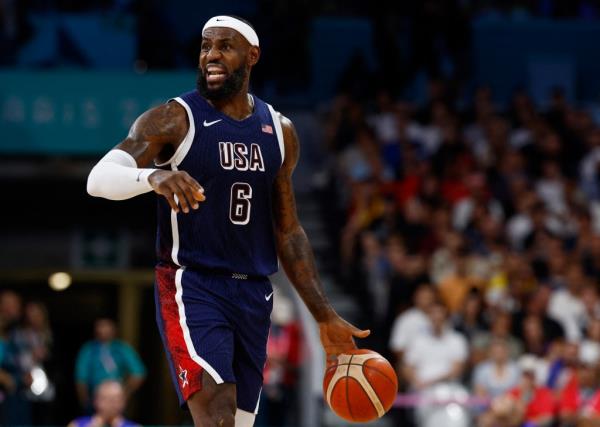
{"left": 87, "top": 102, "right": 205, "bottom": 213}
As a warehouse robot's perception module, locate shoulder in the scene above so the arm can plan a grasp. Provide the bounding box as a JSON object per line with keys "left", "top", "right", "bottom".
{"left": 275, "top": 112, "right": 299, "bottom": 167}
{"left": 78, "top": 341, "right": 95, "bottom": 354}
{"left": 129, "top": 101, "right": 188, "bottom": 143}
{"left": 139, "top": 101, "right": 186, "bottom": 125}
{"left": 399, "top": 310, "right": 422, "bottom": 326}
{"left": 113, "top": 340, "right": 134, "bottom": 351}
{"left": 277, "top": 113, "right": 298, "bottom": 144}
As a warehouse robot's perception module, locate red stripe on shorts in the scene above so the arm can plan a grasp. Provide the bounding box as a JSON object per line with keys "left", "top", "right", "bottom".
{"left": 156, "top": 264, "right": 203, "bottom": 401}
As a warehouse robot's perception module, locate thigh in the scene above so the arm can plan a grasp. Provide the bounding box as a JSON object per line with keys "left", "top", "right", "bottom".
{"left": 155, "top": 265, "right": 236, "bottom": 406}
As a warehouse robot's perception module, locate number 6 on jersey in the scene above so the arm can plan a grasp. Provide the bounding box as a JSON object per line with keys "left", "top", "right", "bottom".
{"left": 230, "top": 182, "right": 252, "bottom": 225}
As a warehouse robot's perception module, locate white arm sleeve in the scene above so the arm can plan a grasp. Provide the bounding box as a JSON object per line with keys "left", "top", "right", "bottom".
{"left": 86, "top": 149, "right": 157, "bottom": 200}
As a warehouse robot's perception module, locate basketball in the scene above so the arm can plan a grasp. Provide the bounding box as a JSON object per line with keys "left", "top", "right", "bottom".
{"left": 323, "top": 349, "right": 398, "bottom": 423}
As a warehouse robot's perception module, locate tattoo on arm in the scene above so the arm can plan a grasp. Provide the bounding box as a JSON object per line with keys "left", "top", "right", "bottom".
{"left": 273, "top": 116, "right": 335, "bottom": 322}
{"left": 115, "top": 101, "right": 188, "bottom": 167}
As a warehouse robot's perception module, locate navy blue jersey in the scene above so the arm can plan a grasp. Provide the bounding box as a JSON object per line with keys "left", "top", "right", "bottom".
{"left": 155, "top": 90, "right": 284, "bottom": 276}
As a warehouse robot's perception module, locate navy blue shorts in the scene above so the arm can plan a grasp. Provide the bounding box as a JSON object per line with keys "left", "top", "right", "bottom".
{"left": 154, "top": 263, "right": 273, "bottom": 413}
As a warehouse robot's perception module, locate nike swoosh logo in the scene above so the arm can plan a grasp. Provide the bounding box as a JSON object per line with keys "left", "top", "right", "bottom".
{"left": 265, "top": 291, "right": 274, "bottom": 301}
{"left": 203, "top": 119, "right": 222, "bottom": 127}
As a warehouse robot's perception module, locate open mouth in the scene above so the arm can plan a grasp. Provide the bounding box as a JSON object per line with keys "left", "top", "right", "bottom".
{"left": 206, "top": 65, "right": 227, "bottom": 84}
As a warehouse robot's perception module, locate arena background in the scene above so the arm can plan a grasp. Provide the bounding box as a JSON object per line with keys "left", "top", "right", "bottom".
{"left": 3, "top": 1, "right": 600, "bottom": 426}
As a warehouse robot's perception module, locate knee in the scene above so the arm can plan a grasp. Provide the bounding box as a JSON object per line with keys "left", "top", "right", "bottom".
{"left": 189, "top": 385, "right": 236, "bottom": 427}
{"left": 207, "top": 398, "right": 236, "bottom": 427}
{"left": 207, "top": 410, "right": 235, "bottom": 427}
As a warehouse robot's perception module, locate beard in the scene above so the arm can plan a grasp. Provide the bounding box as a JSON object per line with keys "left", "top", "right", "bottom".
{"left": 196, "top": 64, "right": 247, "bottom": 101}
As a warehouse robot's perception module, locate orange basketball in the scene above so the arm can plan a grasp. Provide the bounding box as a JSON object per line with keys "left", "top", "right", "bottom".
{"left": 323, "top": 349, "right": 398, "bottom": 423}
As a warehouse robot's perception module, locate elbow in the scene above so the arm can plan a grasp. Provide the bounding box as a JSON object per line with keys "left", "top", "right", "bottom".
{"left": 86, "top": 168, "right": 107, "bottom": 198}
{"left": 86, "top": 167, "right": 116, "bottom": 200}
{"left": 86, "top": 170, "right": 101, "bottom": 197}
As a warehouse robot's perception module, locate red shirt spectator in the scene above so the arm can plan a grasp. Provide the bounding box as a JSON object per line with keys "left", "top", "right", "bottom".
{"left": 508, "top": 385, "right": 555, "bottom": 423}
{"left": 559, "top": 362, "right": 600, "bottom": 423}
{"left": 582, "top": 390, "right": 600, "bottom": 418}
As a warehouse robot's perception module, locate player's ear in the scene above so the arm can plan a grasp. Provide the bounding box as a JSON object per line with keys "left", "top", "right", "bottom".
{"left": 248, "top": 46, "right": 260, "bottom": 67}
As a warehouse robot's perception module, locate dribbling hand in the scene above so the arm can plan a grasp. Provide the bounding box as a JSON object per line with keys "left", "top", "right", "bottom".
{"left": 148, "top": 170, "right": 206, "bottom": 213}
{"left": 319, "top": 314, "right": 370, "bottom": 363}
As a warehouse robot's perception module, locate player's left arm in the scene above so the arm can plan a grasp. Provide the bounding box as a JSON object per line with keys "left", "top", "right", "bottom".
{"left": 272, "top": 114, "right": 370, "bottom": 359}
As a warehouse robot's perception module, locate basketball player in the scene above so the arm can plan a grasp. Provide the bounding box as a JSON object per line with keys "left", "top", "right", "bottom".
{"left": 87, "top": 15, "right": 369, "bottom": 427}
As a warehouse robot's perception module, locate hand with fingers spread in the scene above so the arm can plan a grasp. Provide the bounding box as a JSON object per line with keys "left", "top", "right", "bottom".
{"left": 148, "top": 170, "right": 206, "bottom": 213}
{"left": 319, "top": 314, "right": 370, "bottom": 363}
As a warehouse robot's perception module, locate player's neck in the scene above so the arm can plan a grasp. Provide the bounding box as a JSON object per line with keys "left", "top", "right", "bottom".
{"left": 208, "top": 85, "right": 254, "bottom": 121}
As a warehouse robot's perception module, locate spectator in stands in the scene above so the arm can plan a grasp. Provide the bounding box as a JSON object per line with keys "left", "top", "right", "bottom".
{"left": 385, "top": 235, "right": 430, "bottom": 314}
{"left": 0, "top": 290, "right": 22, "bottom": 333}
{"left": 579, "top": 128, "right": 600, "bottom": 201}
{"left": 0, "top": 290, "right": 34, "bottom": 426}
{"left": 402, "top": 302, "right": 468, "bottom": 391}
{"left": 472, "top": 337, "right": 520, "bottom": 400}
{"left": 558, "top": 343, "right": 600, "bottom": 426}
{"left": 581, "top": 285, "right": 600, "bottom": 324}
{"left": 452, "top": 171, "right": 504, "bottom": 233}
{"left": 259, "top": 294, "right": 301, "bottom": 427}
{"left": 548, "top": 264, "right": 588, "bottom": 342}
{"left": 68, "top": 380, "right": 140, "bottom": 427}
{"left": 429, "top": 230, "right": 466, "bottom": 285}
{"left": 546, "top": 341, "right": 582, "bottom": 393}
{"left": 437, "top": 250, "right": 485, "bottom": 314}
{"left": 579, "top": 399, "right": 600, "bottom": 427}
{"left": 480, "top": 355, "right": 555, "bottom": 427}
{"left": 12, "top": 301, "right": 55, "bottom": 424}
{"left": 581, "top": 317, "right": 600, "bottom": 364}
{"left": 75, "top": 318, "right": 146, "bottom": 412}
{"left": 521, "top": 314, "right": 551, "bottom": 357}
{"left": 358, "top": 232, "right": 389, "bottom": 315}
{"left": 471, "top": 311, "right": 523, "bottom": 365}
{"left": 451, "top": 288, "right": 488, "bottom": 342}
{"left": 0, "top": 310, "right": 16, "bottom": 424}
{"left": 513, "top": 286, "right": 565, "bottom": 347}
{"left": 388, "top": 283, "right": 436, "bottom": 375}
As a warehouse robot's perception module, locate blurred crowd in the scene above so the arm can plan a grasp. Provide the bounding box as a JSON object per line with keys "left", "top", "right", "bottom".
{"left": 321, "top": 80, "right": 600, "bottom": 426}
{"left": 0, "top": 290, "right": 56, "bottom": 425}
{"left": 0, "top": 290, "right": 146, "bottom": 426}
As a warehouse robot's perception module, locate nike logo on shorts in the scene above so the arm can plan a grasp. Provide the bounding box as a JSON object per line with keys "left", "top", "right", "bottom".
{"left": 265, "top": 291, "right": 274, "bottom": 301}
{"left": 203, "top": 119, "right": 222, "bottom": 127}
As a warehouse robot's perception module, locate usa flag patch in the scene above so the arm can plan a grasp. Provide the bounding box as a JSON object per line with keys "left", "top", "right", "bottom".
{"left": 261, "top": 124, "right": 273, "bottom": 134}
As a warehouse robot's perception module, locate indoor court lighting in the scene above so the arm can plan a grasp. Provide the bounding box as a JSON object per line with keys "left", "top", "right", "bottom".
{"left": 48, "top": 272, "right": 72, "bottom": 291}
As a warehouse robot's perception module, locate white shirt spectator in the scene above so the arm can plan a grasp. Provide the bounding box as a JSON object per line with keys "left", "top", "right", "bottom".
{"left": 367, "top": 112, "right": 398, "bottom": 144}
{"left": 506, "top": 213, "right": 533, "bottom": 250}
{"left": 404, "top": 328, "right": 468, "bottom": 384}
{"left": 389, "top": 308, "right": 431, "bottom": 354}
{"left": 580, "top": 340, "right": 600, "bottom": 366}
{"left": 548, "top": 289, "right": 586, "bottom": 342}
{"left": 536, "top": 178, "right": 567, "bottom": 215}
{"left": 407, "top": 124, "right": 443, "bottom": 156}
{"left": 452, "top": 197, "right": 504, "bottom": 231}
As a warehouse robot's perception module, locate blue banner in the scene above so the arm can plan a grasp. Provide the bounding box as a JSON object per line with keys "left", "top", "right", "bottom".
{"left": 0, "top": 71, "right": 195, "bottom": 155}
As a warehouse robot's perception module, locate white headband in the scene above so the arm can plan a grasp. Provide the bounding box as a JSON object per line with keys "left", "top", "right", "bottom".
{"left": 203, "top": 16, "right": 259, "bottom": 47}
